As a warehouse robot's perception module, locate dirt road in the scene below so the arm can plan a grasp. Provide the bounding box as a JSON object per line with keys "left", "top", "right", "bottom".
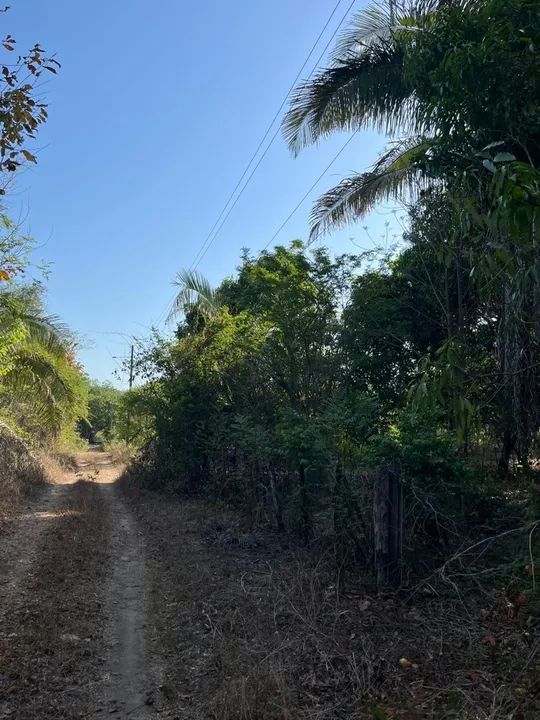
{"left": 0, "top": 449, "right": 287, "bottom": 719}
{"left": 0, "top": 451, "right": 159, "bottom": 719}
{"left": 1, "top": 451, "right": 536, "bottom": 720}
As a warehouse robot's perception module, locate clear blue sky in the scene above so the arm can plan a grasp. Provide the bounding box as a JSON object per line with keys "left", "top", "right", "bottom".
{"left": 6, "top": 0, "right": 400, "bottom": 386}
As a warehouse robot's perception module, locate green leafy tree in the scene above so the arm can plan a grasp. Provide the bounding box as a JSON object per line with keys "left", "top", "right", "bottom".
{"left": 169, "top": 268, "right": 222, "bottom": 321}
{"left": 283, "top": 0, "right": 540, "bottom": 238}
{"left": 285, "top": 0, "right": 540, "bottom": 460}
{"left": 85, "top": 381, "right": 124, "bottom": 442}
{"left": 132, "top": 244, "right": 381, "bottom": 540}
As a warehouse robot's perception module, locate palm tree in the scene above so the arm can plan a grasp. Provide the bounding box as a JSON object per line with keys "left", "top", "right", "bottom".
{"left": 282, "top": 0, "right": 472, "bottom": 240}
{"left": 0, "top": 288, "right": 84, "bottom": 438}
{"left": 168, "top": 268, "right": 221, "bottom": 322}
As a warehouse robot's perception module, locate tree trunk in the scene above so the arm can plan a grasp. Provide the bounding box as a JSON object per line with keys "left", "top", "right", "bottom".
{"left": 373, "top": 467, "right": 402, "bottom": 590}
{"left": 498, "top": 430, "right": 516, "bottom": 477}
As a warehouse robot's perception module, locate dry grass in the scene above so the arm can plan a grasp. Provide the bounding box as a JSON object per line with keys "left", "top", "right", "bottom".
{"left": 102, "top": 440, "right": 136, "bottom": 466}
{"left": 0, "top": 423, "right": 47, "bottom": 522}
{"left": 120, "top": 475, "right": 540, "bottom": 720}
{"left": 0, "top": 480, "right": 110, "bottom": 719}
{"left": 38, "top": 451, "right": 75, "bottom": 482}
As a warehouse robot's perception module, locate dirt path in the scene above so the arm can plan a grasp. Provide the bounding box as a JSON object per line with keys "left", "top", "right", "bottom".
{"left": 70, "top": 451, "right": 156, "bottom": 718}
{"left": 0, "top": 451, "right": 157, "bottom": 719}
{"left": 0, "top": 474, "right": 76, "bottom": 629}
{"left": 99, "top": 482, "right": 152, "bottom": 717}
{"left": 1, "top": 450, "right": 538, "bottom": 719}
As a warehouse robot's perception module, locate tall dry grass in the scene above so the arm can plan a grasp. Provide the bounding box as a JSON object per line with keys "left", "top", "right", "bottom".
{"left": 0, "top": 422, "right": 47, "bottom": 518}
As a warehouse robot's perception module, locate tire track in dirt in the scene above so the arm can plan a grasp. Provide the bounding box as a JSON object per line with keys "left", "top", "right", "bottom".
{"left": 0, "top": 463, "right": 108, "bottom": 719}
{"left": 0, "top": 481, "right": 72, "bottom": 627}
{"left": 99, "top": 480, "right": 153, "bottom": 718}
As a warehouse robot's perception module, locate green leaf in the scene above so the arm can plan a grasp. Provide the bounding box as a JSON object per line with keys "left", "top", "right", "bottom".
{"left": 493, "top": 152, "right": 515, "bottom": 163}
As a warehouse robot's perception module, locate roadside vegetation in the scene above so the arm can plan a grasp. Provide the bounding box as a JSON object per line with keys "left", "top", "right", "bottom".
{"left": 127, "top": 0, "right": 540, "bottom": 585}
{"left": 118, "top": 2, "right": 540, "bottom": 715}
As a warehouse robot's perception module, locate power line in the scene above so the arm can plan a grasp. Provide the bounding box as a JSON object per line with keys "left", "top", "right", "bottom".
{"left": 157, "top": 131, "right": 360, "bottom": 326}
{"left": 155, "top": 288, "right": 181, "bottom": 327}
{"left": 262, "top": 130, "right": 359, "bottom": 251}
{"left": 189, "top": 0, "right": 357, "bottom": 271}
{"left": 188, "top": 0, "right": 347, "bottom": 271}
{"left": 156, "top": 0, "right": 357, "bottom": 327}
{"left": 106, "top": 346, "right": 125, "bottom": 374}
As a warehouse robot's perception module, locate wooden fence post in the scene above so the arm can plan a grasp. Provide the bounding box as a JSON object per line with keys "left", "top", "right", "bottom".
{"left": 373, "top": 466, "right": 402, "bottom": 590}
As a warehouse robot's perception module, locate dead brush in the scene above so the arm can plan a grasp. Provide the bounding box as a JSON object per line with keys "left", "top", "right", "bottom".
{"left": 0, "top": 423, "right": 47, "bottom": 520}
{"left": 270, "top": 560, "right": 383, "bottom": 713}
{"left": 207, "top": 546, "right": 365, "bottom": 719}
{"left": 210, "top": 658, "right": 296, "bottom": 720}
{"left": 347, "top": 636, "right": 381, "bottom": 700}
{"left": 38, "top": 452, "right": 70, "bottom": 483}
{"left": 103, "top": 440, "right": 135, "bottom": 466}
{"left": 206, "top": 528, "right": 539, "bottom": 719}
{"left": 123, "top": 490, "right": 540, "bottom": 719}
{"left": 47, "top": 452, "right": 78, "bottom": 473}
{"left": 279, "top": 557, "right": 330, "bottom": 628}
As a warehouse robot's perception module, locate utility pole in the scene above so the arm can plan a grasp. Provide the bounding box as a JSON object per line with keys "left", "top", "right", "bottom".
{"left": 112, "top": 342, "right": 135, "bottom": 442}
{"left": 128, "top": 344, "right": 134, "bottom": 390}
{"left": 113, "top": 343, "right": 135, "bottom": 389}
{"left": 127, "top": 344, "right": 134, "bottom": 444}
{"left": 389, "top": 0, "right": 395, "bottom": 25}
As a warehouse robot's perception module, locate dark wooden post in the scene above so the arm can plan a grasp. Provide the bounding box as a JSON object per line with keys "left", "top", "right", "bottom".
{"left": 333, "top": 460, "right": 344, "bottom": 563}
{"left": 299, "top": 463, "right": 310, "bottom": 546}
{"left": 268, "top": 467, "right": 284, "bottom": 532}
{"left": 373, "top": 466, "right": 402, "bottom": 590}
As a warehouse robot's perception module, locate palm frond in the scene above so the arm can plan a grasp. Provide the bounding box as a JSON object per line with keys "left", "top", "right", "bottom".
{"left": 373, "top": 135, "right": 435, "bottom": 172}
{"left": 0, "top": 291, "right": 69, "bottom": 357}
{"left": 1, "top": 345, "right": 77, "bottom": 432}
{"left": 309, "top": 136, "right": 436, "bottom": 240}
{"left": 331, "top": 5, "right": 393, "bottom": 62}
{"left": 332, "top": 1, "right": 462, "bottom": 62}
{"left": 283, "top": 0, "right": 469, "bottom": 154}
{"left": 168, "top": 269, "right": 219, "bottom": 322}
{"left": 14, "top": 312, "right": 69, "bottom": 357}
{"left": 283, "top": 42, "right": 414, "bottom": 154}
